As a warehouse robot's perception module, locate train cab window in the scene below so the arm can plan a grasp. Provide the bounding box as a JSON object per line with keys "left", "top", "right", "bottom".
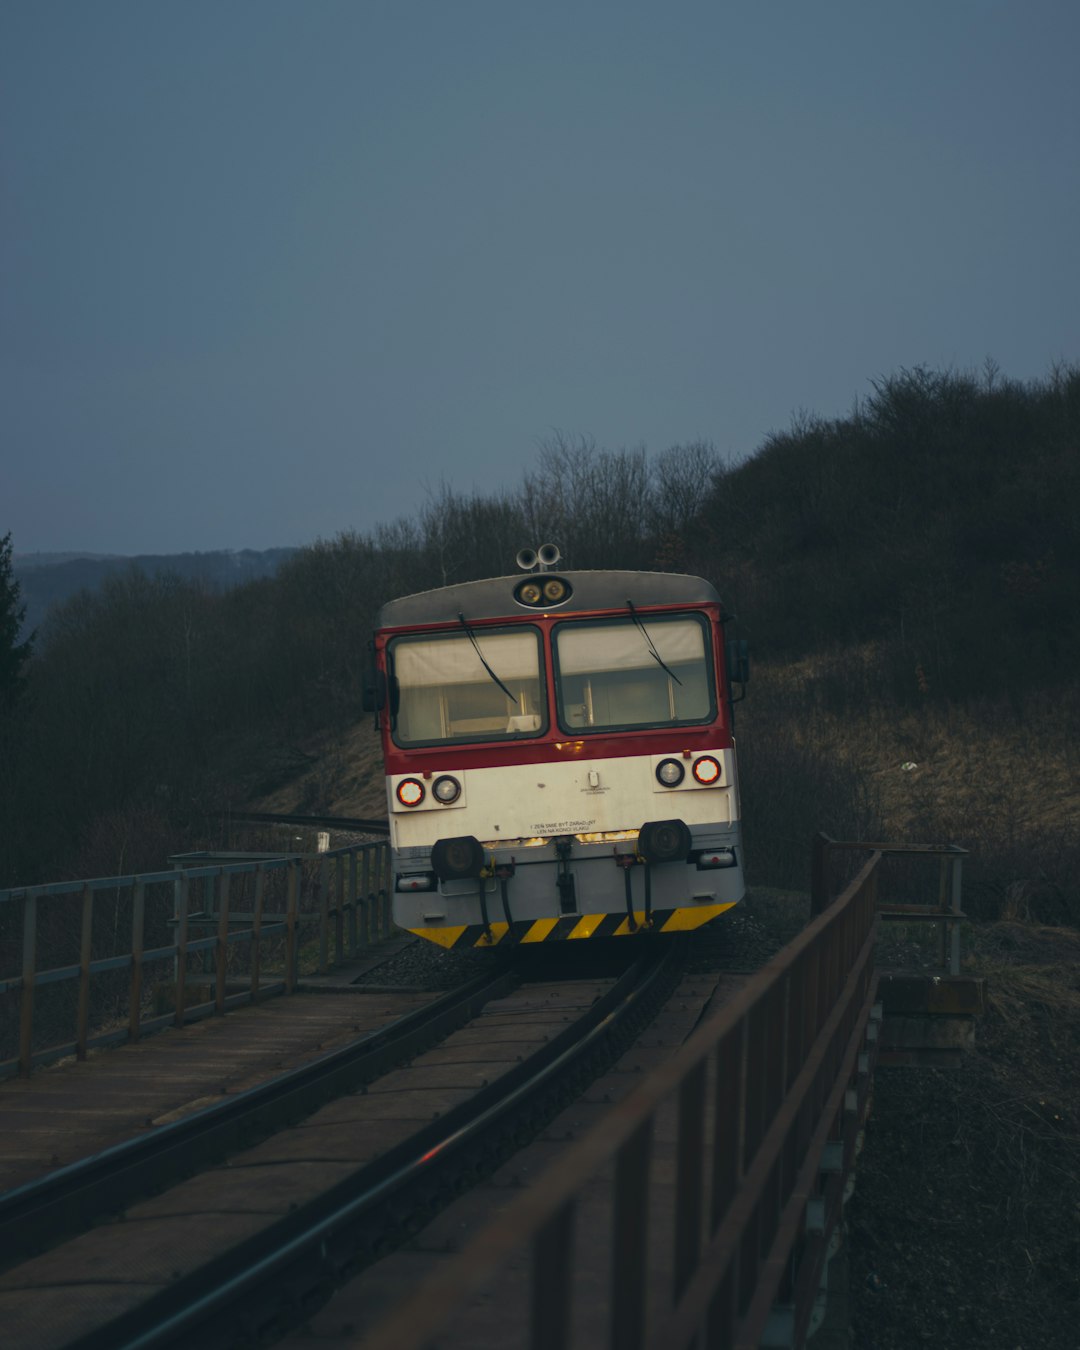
{"left": 389, "top": 627, "right": 547, "bottom": 747}
{"left": 553, "top": 613, "right": 715, "bottom": 733}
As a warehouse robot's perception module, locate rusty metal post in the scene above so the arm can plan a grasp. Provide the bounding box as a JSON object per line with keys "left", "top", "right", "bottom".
{"left": 251, "top": 864, "right": 265, "bottom": 1000}
{"left": 215, "top": 871, "right": 230, "bottom": 1013}
{"left": 348, "top": 850, "right": 359, "bottom": 957}
{"left": 675, "top": 1057, "right": 708, "bottom": 1301}
{"left": 129, "top": 878, "right": 145, "bottom": 1042}
{"left": 285, "top": 860, "right": 299, "bottom": 993}
{"left": 171, "top": 863, "right": 183, "bottom": 984}
{"left": 174, "top": 871, "right": 190, "bottom": 1027}
{"left": 531, "top": 1199, "right": 575, "bottom": 1350}
{"left": 611, "top": 1119, "right": 652, "bottom": 1350}
{"left": 76, "top": 884, "right": 94, "bottom": 1060}
{"left": 318, "top": 853, "right": 330, "bottom": 974}
{"left": 19, "top": 892, "right": 37, "bottom": 1077}
{"left": 937, "top": 855, "right": 949, "bottom": 969}
{"left": 810, "top": 832, "right": 830, "bottom": 916}
{"left": 949, "top": 852, "right": 963, "bottom": 975}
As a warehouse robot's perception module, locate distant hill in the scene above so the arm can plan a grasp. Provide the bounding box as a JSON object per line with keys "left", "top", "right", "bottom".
{"left": 13, "top": 548, "right": 298, "bottom": 637}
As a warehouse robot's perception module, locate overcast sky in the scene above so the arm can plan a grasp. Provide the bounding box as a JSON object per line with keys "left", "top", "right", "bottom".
{"left": 3, "top": 1, "right": 1078, "bottom": 557}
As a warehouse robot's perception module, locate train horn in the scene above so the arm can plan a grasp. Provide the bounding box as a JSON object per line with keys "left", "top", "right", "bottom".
{"left": 516, "top": 548, "right": 538, "bottom": 572}
{"left": 537, "top": 543, "right": 561, "bottom": 569}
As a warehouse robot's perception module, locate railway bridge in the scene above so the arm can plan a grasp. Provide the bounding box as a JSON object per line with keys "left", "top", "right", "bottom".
{"left": 0, "top": 825, "right": 982, "bottom": 1349}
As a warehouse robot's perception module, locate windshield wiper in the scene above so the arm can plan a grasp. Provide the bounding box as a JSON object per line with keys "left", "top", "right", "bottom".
{"left": 627, "top": 599, "right": 683, "bottom": 686}
{"left": 458, "top": 611, "right": 517, "bottom": 703}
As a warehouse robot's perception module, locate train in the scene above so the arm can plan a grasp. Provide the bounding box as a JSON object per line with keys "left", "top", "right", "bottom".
{"left": 362, "top": 548, "right": 749, "bottom": 948}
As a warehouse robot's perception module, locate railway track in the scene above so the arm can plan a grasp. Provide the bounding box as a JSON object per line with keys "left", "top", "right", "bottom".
{"left": 0, "top": 943, "right": 683, "bottom": 1350}
{"left": 283, "top": 951, "right": 752, "bottom": 1350}
{"left": 0, "top": 966, "right": 515, "bottom": 1266}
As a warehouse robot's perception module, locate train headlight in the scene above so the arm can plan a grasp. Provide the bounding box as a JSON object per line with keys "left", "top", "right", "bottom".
{"left": 692, "top": 755, "right": 722, "bottom": 785}
{"left": 432, "top": 774, "right": 462, "bottom": 804}
{"left": 432, "top": 835, "right": 486, "bottom": 881}
{"left": 396, "top": 778, "right": 425, "bottom": 807}
{"left": 655, "top": 758, "right": 685, "bottom": 787}
{"left": 515, "top": 575, "right": 573, "bottom": 607}
{"left": 637, "top": 819, "right": 692, "bottom": 864}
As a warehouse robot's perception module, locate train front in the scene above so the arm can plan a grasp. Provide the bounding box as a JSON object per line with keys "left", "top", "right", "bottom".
{"left": 366, "top": 569, "right": 746, "bottom": 948}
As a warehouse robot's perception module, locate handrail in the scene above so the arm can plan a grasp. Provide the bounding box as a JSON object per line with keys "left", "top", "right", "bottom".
{"left": 0, "top": 840, "right": 392, "bottom": 1078}
{"left": 363, "top": 852, "right": 882, "bottom": 1350}
{"left": 811, "top": 832, "right": 967, "bottom": 972}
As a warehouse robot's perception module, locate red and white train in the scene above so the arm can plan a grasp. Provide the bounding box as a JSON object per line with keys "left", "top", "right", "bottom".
{"left": 364, "top": 549, "right": 748, "bottom": 948}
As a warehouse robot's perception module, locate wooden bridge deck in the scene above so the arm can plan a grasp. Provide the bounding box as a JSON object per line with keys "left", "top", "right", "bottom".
{"left": 0, "top": 968, "right": 430, "bottom": 1197}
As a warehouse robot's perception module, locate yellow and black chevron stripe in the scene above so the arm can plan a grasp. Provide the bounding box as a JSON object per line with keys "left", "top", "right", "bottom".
{"left": 409, "top": 902, "right": 737, "bottom": 949}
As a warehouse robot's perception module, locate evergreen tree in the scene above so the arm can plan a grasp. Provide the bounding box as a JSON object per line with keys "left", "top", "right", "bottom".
{"left": 0, "top": 533, "right": 33, "bottom": 706}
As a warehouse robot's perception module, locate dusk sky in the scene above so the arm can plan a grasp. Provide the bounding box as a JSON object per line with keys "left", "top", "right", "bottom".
{"left": 3, "top": 2, "right": 1078, "bottom": 557}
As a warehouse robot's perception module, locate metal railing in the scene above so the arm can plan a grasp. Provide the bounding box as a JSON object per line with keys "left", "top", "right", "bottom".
{"left": 0, "top": 840, "right": 391, "bottom": 1079}
{"left": 364, "top": 851, "right": 882, "bottom": 1350}
{"left": 811, "top": 833, "right": 967, "bottom": 973}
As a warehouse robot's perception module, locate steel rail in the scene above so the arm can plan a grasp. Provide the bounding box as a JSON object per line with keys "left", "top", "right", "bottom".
{"left": 0, "top": 965, "right": 516, "bottom": 1265}
{"left": 70, "top": 943, "right": 682, "bottom": 1350}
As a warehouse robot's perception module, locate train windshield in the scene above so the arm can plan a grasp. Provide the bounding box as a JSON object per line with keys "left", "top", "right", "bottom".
{"left": 390, "top": 626, "right": 547, "bottom": 746}
{"left": 553, "top": 612, "right": 715, "bottom": 732}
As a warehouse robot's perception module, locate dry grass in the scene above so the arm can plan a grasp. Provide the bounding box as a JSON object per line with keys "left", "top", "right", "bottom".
{"left": 747, "top": 657, "right": 1080, "bottom": 924}
{"left": 973, "top": 921, "right": 1080, "bottom": 1019}
{"left": 247, "top": 721, "right": 387, "bottom": 819}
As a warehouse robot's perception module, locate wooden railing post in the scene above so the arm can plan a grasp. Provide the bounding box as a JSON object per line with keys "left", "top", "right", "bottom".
{"left": 215, "top": 871, "right": 230, "bottom": 1014}
{"left": 19, "top": 893, "right": 37, "bottom": 1077}
{"left": 371, "top": 845, "right": 382, "bottom": 940}
{"left": 285, "top": 860, "right": 299, "bottom": 993}
{"left": 174, "top": 871, "right": 190, "bottom": 1027}
{"left": 318, "top": 854, "right": 330, "bottom": 974}
{"left": 129, "top": 879, "right": 145, "bottom": 1043}
{"left": 347, "top": 850, "right": 359, "bottom": 957}
{"left": 360, "top": 847, "right": 372, "bottom": 946}
{"left": 76, "top": 884, "right": 94, "bottom": 1061}
{"left": 380, "top": 842, "right": 391, "bottom": 935}
{"left": 251, "top": 864, "right": 265, "bottom": 1000}
{"left": 335, "top": 854, "right": 345, "bottom": 964}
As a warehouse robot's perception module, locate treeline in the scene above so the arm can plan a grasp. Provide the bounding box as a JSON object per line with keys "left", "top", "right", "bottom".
{"left": 13, "top": 546, "right": 297, "bottom": 638}
{"left": 1, "top": 362, "right": 1077, "bottom": 888}
{"left": 697, "top": 362, "right": 1080, "bottom": 705}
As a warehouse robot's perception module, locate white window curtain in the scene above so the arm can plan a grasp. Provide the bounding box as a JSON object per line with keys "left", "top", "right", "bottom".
{"left": 394, "top": 631, "right": 540, "bottom": 687}
{"left": 556, "top": 619, "right": 704, "bottom": 676}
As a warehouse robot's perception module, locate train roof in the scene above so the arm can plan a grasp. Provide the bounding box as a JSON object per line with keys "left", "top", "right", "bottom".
{"left": 377, "top": 570, "right": 723, "bottom": 628}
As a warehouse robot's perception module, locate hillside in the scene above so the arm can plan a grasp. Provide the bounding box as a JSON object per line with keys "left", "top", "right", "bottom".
{"left": 1, "top": 361, "right": 1077, "bottom": 902}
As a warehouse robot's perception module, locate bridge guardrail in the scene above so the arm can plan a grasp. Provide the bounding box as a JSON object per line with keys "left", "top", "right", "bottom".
{"left": 363, "top": 851, "right": 882, "bottom": 1350}
{"left": 0, "top": 840, "right": 391, "bottom": 1079}
{"left": 812, "top": 832, "right": 968, "bottom": 973}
